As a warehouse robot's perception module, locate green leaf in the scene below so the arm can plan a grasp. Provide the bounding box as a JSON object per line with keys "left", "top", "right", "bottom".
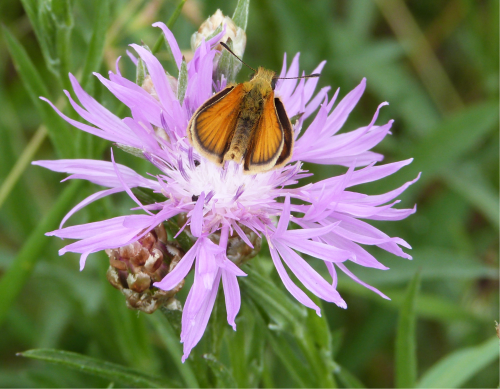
{"left": 136, "top": 58, "right": 147, "bottom": 86}
{"left": 80, "top": 0, "right": 110, "bottom": 89}
{"left": 18, "top": 349, "right": 178, "bottom": 388}
{"left": 395, "top": 271, "right": 421, "bottom": 388}
{"left": 225, "top": 303, "right": 266, "bottom": 388}
{"left": 50, "top": 0, "right": 73, "bottom": 28}
{"left": 417, "top": 337, "right": 499, "bottom": 388}
{"left": 340, "top": 247, "right": 498, "bottom": 287}
{"left": 2, "top": 26, "right": 74, "bottom": 158}
{"left": 163, "top": 219, "right": 193, "bottom": 253}
{"left": 240, "top": 264, "right": 307, "bottom": 331}
{"left": 117, "top": 144, "right": 147, "bottom": 159}
{"left": 149, "top": 310, "right": 199, "bottom": 388}
{"left": 397, "top": 101, "right": 499, "bottom": 192}
{"left": 203, "top": 354, "right": 238, "bottom": 388}
{"left": 0, "top": 180, "right": 83, "bottom": 328}
{"left": 267, "top": 330, "right": 314, "bottom": 388}
{"left": 232, "top": 0, "right": 250, "bottom": 31}
{"left": 216, "top": 39, "right": 242, "bottom": 84}
{"left": 295, "top": 299, "right": 336, "bottom": 387}
{"left": 443, "top": 164, "right": 499, "bottom": 230}
{"left": 177, "top": 57, "right": 188, "bottom": 106}
{"left": 131, "top": 187, "right": 167, "bottom": 206}
{"left": 37, "top": 0, "right": 59, "bottom": 74}
{"left": 100, "top": 258, "right": 158, "bottom": 374}
{"left": 334, "top": 363, "right": 366, "bottom": 388}
{"left": 205, "top": 24, "right": 223, "bottom": 42}
{"left": 338, "top": 279, "right": 490, "bottom": 324}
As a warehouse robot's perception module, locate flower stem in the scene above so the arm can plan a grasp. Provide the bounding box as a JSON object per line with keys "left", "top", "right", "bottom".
{"left": 152, "top": 0, "right": 186, "bottom": 54}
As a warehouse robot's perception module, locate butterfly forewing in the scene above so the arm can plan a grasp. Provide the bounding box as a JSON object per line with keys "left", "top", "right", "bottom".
{"left": 274, "top": 97, "right": 294, "bottom": 167}
{"left": 189, "top": 84, "right": 245, "bottom": 164}
{"left": 245, "top": 91, "right": 284, "bottom": 172}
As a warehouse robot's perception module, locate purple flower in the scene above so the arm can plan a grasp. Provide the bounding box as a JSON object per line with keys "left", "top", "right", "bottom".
{"left": 33, "top": 23, "right": 418, "bottom": 361}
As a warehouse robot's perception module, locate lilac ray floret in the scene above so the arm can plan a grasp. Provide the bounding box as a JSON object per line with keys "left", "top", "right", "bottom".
{"left": 34, "top": 22, "right": 419, "bottom": 362}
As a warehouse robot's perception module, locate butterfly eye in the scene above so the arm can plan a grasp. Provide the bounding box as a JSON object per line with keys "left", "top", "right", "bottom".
{"left": 249, "top": 72, "right": 256, "bottom": 80}
{"left": 271, "top": 78, "right": 277, "bottom": 90}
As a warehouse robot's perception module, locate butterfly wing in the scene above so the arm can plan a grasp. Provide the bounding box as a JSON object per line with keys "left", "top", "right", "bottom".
{"left": 244, "top": 91, "right": 285, "bottom": 173}
{"left": 188, "top": 84, "right": 245, "bottom": 165}
{"left": 273, "top": 97, "right": 294, "bottom": 168}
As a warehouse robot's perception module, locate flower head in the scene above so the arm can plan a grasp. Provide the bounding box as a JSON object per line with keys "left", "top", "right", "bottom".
{"left": 34, "top": 23, "right": 418, "bottom": 361}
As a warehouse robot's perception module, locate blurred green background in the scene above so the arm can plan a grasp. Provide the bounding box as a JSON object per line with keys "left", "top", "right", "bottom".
{"left": 0, "top": 0, "right": 498, "bottom": 387}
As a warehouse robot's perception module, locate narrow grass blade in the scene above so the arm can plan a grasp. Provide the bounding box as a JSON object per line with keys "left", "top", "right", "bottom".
{"left": 417, "top": 336, "right": 499, "bottom": 388}
{"left": 152, "top": 0, "right": 186, "bottom": 54}
{"left": 240, "top": 264, "right": 306, "bottom": 331}
{"left": 395, "top": 271, "right": 421, "bottom": 388}
{"left": 0, "top": 180, "right": 83, "bottom": 327}
{"left": 443, "top": 164, "right": 499, "bottom": 230}
{"left": 334, "top": 363, "right": 367, "bottom": 388}
{"left": 203, "top": 354, "right": 238, "bottom": 388}
{"left": 18, "top": 349, "right": 179, "bottom": 388}
{"left": 3, "top": 26, "right": 74, "bottom": 158}
{"left": 398, "top": 101, "right": 498, "bottom": 191}
{"left": 267, "top": 330, "right": 314, "bottom": 388}
{"left": 148, "top": 311, "right": 199, "bottom": 388}
{"left": 80, "top": 0, "right": 110, "bottom": 89}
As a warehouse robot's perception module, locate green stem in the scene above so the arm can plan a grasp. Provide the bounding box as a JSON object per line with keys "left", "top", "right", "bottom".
{"left": 151, "top": 0, "right": 186, "bottom": 54}
{"left": 0, "top": 126, "right": 47, "bottom": 210}
{"left": 0, "top": 180, "right": 84, "bottom": 328}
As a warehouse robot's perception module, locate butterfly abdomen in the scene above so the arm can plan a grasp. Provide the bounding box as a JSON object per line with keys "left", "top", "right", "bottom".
{"left": 224, "top": 85, "right": 270, "bottom": 162}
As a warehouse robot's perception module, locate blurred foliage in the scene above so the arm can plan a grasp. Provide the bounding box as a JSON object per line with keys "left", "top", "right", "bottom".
{"left": 0, "top": 0, "right": 498, "bottom": 387}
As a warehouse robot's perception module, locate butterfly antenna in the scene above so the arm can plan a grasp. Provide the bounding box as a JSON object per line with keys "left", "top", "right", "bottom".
{"left": 220, "top": 42, "right": 256, "bottom": 72}
{"left": 274, "top": 73, "right": 321, "bottom": 80}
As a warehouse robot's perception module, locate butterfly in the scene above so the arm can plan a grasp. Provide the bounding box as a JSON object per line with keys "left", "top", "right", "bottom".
{"left": 187, "top": 42, "right": 319, "bottom": 174}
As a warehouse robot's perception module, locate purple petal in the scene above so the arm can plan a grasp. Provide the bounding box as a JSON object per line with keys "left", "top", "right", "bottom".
{"left": 181, "top": 271, "right": 221, "bottom": 362}
{"left": 190, "top": 192, "right": 206, "bottom": 237}
{"left": 154, "top": 240, "right": 199, "bottom": 291}
{"left": 153, "top": 22, "right": 182, "bottom": 69}
{"left": 275, "top": 194, "right": 291, "bottom": 237}
{"left": 221, "top": 269, "right": 241, "bottom": 329}
{"left": 336, "top": 263, "right": 390, "bottom": 300}
{"left": 270, "top": 246, "right": 321, "bottom": 315}
{"left": 60, "top": 187, "right": 123, "bottom": 229}
{"left": 275, "top": 241, "right": 346, "bottom": 308}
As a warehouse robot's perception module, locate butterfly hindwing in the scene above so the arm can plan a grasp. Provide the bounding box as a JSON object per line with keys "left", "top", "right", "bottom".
{"left": 244, "top": 91, "right": 284, "bottom": 172}
{"left": 189, "top": 84, "right": 245, "bottom": 164}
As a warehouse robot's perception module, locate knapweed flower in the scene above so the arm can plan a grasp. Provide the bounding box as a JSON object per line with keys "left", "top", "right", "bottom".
{"left": 33, "top": 23, "right": 418, "bottom": 361}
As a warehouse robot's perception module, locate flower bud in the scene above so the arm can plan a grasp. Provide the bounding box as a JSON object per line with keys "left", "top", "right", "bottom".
{"left": 190, "top": 9, "right": 246, "bottom": 65}
{"left": 105, "top": 223, "right": 185, "bottom": 314}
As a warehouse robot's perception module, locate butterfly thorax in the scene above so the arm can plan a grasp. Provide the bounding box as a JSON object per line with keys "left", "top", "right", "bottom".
{"left": 225, "top": 68, "right": 276, "bottom": 162}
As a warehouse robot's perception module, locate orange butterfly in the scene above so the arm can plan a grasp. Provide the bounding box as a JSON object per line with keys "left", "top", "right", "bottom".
{"left": 187, "top": 42, "right": 319, "bottom": 174}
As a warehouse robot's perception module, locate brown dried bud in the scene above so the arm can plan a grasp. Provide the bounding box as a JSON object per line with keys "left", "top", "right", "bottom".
{"left": 190, "top": 9, "right": 246, "bottom": 71}
{"left": 105, "top": 223, "right": 185, "bottom": 314}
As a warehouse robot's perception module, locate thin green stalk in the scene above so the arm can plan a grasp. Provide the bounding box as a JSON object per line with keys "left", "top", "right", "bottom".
{"left": 0, "top": 180, "right": 84, "bottom": 328}
{"left": 374, "top": 0, "right": 464, "bottom": 113}
{"left": 0, "top": 126, "right": 47, "bottom": 210}
{"left": 151, "top": 0, "right": 186, "bottom": 54}
{"left": 56, "top": 26, "right": 73, "bottom": 93}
